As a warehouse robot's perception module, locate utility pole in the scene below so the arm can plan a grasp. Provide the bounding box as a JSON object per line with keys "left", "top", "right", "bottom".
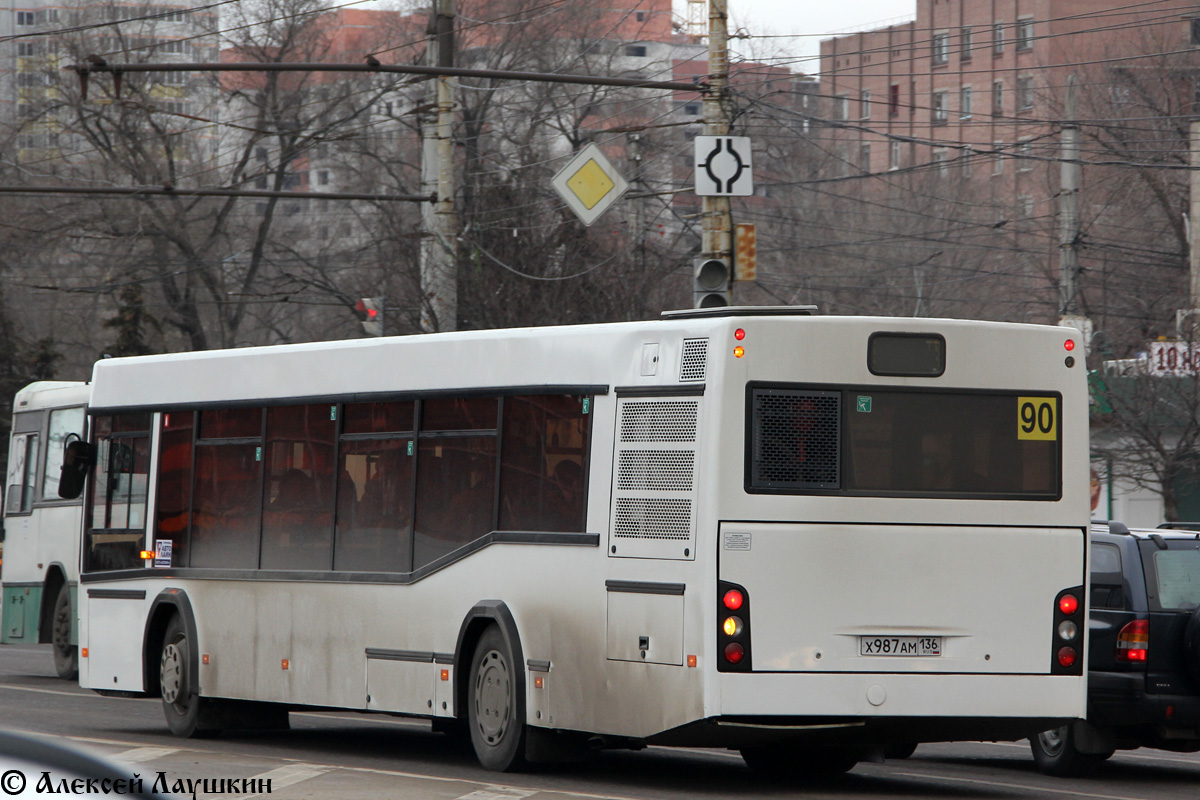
{"left": 420, "top": 0, "right": 458, "bottom": 333}
{"left": 699, "top": 0, "right": 732, "bottom": 306}
{"left": 1058, "top": 75, "right": 1080, "bottom": 318}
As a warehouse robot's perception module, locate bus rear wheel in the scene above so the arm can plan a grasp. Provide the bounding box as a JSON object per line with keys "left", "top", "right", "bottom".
{"left": 740, "top": 745, "right": 858, "bottom": 779}
{"left": 468, "top": 626, "right": 526, "bottom": 771}
{"left": 1030, "top": 725, "right": 1107, "bottom": 777}
{"left": 51, "top": 584, "right": 78, "bottom": 680}
{"left": 160, "top": 615, "right": 214, "bottom": 738}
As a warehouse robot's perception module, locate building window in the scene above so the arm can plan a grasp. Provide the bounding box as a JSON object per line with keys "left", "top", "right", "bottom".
{"left": 16, "top": 11, "right": 34, "bottom": 25}
{"left": 1019, "top": 195, "right": 1035, "bottom": 217}
{"left": 833, "top": 94, "right": 849, "bottom": 121}
{"left": 317, "top": 170, "right": 329, "bottom": 186}
{"left": 1192, "top": 18, "right": 1200, "bottom": 45}
{"left": 961, "top": 26, "right": 973, "bottom": 60}
{"left": 960, "top": 86, "right": 973, "bottom": 119}
{"left": 933, "top": 31, "right": 949, "bottom": 65}
{"left": 1017, "top": 138, "right": 1034, "bottom": 171}
{"left": 860, "top": 143, "right": 871, "bottom": 173}
{"left": 993, "top": 142, "right": 1004, "bottom": 175}
{"left": 684, "top": 102, "right": 700, "bottom": 115}
{"left": 962, "top": 147, "right": 973, "bottom": 178}
{"left": 625, "top": 45, "right": 647, "bottom": 57}
{"left": 1017, "top": 76, "right": 1034, "bottom": 110}
{"left": 932, "top": 90, "right": 948, "bottom": 123}
{"left": 933, "top": 148, "right": 949, "bottom": 178}
{"left": 636, "top": 11, "right": 645, "bottom": 21}
{"left": 993, "top": 81, "right": 1004, "bottom": 114}
{"left": 1016, "top": 18, "right": 1034, "bottom": 51}
{"left": 889, "top": 84, "right": 900, "bottom": 116}
{"left": 890, "top": 140, "right": 901, "bottom": 169}
{"left": 860, "top": 89, "right": 871, "bottom": 119}
{"left": 17, "top": 42, "right": 36, "bottom": 56}
{"left": 993, "top": 22, "right": 1005, "bottom": 55}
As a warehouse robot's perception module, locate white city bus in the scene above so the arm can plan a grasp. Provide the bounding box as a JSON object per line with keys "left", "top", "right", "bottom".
{"left": 75, "top": 309, "right": 1089, "bottom": 774}
{"left": 1, "top": 382, "right": 90, "bottom": 678}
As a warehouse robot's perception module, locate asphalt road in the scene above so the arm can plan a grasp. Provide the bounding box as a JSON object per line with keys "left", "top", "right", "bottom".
{"left": 2, "top": 642, "right": 1200, "bottom": 799}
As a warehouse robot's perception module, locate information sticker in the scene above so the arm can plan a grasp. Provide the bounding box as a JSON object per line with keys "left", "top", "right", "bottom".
{"left": 153, "top": 539, "right": 173, "bottom": 568}
{"left": 1017, "top": 397, "right": 1057, "bottom": 441}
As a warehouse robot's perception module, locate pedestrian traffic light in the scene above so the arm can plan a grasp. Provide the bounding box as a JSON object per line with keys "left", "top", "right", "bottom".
{"left": 694, "top": 258, "right": 730, "bottom": 308}
{"left": 354, "top": 297, "right": 383, "bottom": 336}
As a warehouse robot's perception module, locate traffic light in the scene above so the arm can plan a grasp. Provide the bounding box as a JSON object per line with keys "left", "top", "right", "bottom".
{"left": 354, "top": 297, "right": 384, "bottom": 336}
{"left": 694, "top": 258, "right": 730, "bottom": 308}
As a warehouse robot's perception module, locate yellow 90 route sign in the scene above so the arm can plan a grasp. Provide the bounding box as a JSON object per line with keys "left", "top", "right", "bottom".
{"left": 1018, "top": 397, "right": 1057, "bottom": 441}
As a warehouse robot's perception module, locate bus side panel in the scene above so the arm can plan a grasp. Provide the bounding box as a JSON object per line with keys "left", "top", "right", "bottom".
{"left": 85, "top": 594, "right": 149, "bottom": 692}
{"left": 718, "top": 523, "right": 1085, "bottom": 675}
{"left": 1, "top": 583, "right": 40, "bottom": 642}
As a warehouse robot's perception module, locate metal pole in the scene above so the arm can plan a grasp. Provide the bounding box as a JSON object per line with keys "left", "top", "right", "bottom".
{"left": 1190, "top": 120, "right": 1200, "bottom": 316}
{"left": 420, "top": 0, "right": 458, "bottom": 333}
{"left": 701, "top": 0, "right": 731, "bottom": 302}
{"left": 1059, "top": 75, "right": 1080, "bottom": 318}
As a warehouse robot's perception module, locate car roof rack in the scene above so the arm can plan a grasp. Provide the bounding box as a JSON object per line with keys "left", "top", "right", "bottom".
{"left": 1093, "top": 519, "right": 1131, "bottom": 535}
{"left": 1156, "top": 521, "right": 1200, "bottom": 531}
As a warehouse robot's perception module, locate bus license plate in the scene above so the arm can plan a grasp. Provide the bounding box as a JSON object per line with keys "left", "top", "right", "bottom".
{"left": 859, "top": 636, "right": 942, "bottom": 656}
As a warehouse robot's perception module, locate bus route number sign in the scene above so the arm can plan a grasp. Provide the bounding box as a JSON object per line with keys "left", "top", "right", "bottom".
{"left": 1017, "top": 397, "right": 1057, "bottom": 441}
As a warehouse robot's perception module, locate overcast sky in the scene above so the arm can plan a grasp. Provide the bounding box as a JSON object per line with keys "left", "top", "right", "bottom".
{"left": 720, "top": 0, "right": 915, "bottom": 74}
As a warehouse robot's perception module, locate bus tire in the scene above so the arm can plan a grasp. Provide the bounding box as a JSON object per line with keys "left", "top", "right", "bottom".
{"left": 159, "top": 615, "right": 215, "bottom": 738}
{"left": 740, "top": 745, "right": 858, "bottom": 778}
{"left": 51, "top": 584, "right": 78, "bottom": 680}
{"left": 468, "top": 625, "right": 526, "bottom": 771}
{"left": 1030, "top": 725, "right": 1103, "bottom": 776}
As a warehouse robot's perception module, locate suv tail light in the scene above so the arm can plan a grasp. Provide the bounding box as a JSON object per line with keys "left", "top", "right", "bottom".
{"left": 717, "top": 580, "right": 752, "bottom": 672}
{"left": 1050, "top": 586, "right": 1084, "bottom": 675}
{"left": 1116, "top": 619, "right": 1149, "bottom": 663}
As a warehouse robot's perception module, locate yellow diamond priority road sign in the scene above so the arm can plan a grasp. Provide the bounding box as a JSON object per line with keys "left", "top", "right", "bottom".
{"left": 551, "top": 143, "right": 628, "bottom": 226}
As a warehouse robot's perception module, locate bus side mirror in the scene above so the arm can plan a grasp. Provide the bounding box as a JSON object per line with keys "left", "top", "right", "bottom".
{"left": 58, "top": 439, "right": 94, "bottom": 500}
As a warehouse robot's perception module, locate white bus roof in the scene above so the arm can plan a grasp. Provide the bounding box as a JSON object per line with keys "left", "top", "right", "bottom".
{"left": 12, "top": 381, "right": 90, "bottom": 414}
{"left": 86, "top": 313, "right": 1074, "bottom": 413}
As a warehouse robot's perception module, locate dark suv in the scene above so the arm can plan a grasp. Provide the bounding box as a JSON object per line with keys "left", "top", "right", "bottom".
{"left": 1030, "top": 521, "right": 1200, "bottom": 775}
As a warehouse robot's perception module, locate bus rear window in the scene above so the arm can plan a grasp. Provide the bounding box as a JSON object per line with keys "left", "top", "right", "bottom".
{"left": 748, "top": 385, "right": 1060, "bottom": 498}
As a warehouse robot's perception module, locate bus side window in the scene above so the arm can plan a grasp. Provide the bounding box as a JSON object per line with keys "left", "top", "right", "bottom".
{"left": 84, "top": 414, "right": 150, "bottom": 573}
{"left": 154, "top": 411, "right": 194, "bottom": 568}
{"left": 42, "top": 407, "right": 85, "bottom": 501}
{"left": 260, "top": 405, "right": 335, "bottom": 571}
{"left": 6, "top": 432, "right": 37, "bottom": 515}
{"left": 190, "top": 408, "right": 262, "bottom": 570}
{"left": 499, "top": 395, "right": 590, "bottom": 533}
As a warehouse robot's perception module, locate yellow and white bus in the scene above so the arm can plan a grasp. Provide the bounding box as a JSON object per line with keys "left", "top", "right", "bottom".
{"left": 2, "top": 382, "right": 89, "bottom": 678}
{"left": 75, "top": 309, "right": 1089, "bottom": 774}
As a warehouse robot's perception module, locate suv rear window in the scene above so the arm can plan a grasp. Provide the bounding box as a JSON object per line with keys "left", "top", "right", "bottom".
{"left": 1144, "top": 542, "right": 1200, "bottom": 611}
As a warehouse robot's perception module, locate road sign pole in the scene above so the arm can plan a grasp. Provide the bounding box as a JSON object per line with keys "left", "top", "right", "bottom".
{"left": 698, "top": 0, "right": 732, "bottom": 309}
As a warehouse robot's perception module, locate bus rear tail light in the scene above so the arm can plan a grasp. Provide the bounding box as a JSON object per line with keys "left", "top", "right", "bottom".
{"left": 1050, "top": 586, "right": 1084, "bottom": 675}
{"left": 1116, "top": 619, "right": 1149, "bottom": 663}
{"left": 717, "top": 580, "right": 752, "bottom": 672}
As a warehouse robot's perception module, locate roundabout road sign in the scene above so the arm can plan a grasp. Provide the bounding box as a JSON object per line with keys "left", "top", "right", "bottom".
{"left": 694, "top": 135, "right": 753, "bottom": 196}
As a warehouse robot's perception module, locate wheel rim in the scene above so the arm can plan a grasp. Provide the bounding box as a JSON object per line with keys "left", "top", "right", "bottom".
{"left": 473, "top": 649, "right": 511, "bottom": 746}
{"left": 1038, "top": 727, "right": 1067, "bottom": 757}
{"left": 160, "top": 637, "right": 187, "bottom": 708}
{"left": 52, "top": 594, "right": 71, "bottom": 657}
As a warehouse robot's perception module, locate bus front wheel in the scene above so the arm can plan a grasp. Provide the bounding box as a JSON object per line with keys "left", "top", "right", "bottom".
{"left": 468, "top": 626, "right": 526, "bottom": 771}
{"left": 51, "top": 584, "right": 78, "bottom": 680}
{"left": 160, "top": 615, "right": 214, "bottom": 738}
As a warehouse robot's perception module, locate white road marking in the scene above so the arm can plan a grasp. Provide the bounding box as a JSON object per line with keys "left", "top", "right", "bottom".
{"left": 114, "top": 746, "right": 179, "bottom": 764}
{"left": 0, "top": 683, "right": 100, "bottom": 699}
{"left": 891, "top": 769, "right": 1148, "bottom": 800}
{"left": 456, "top": 789, "right": 537, "bottom": 800}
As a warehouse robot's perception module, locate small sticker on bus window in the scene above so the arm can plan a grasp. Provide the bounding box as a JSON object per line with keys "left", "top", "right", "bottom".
{"left": 330, "top": 406, "right": 337, "bottom": 421}
{"left": 723, "top": 532, "right": 752, "bottom": 551}
{"left": 153, "top": 540, "right": 172, "bottom": 568}
{"left": 407, "top": 441, "right": 414, "bottom": 456}
{"left": 857, "top": 396, "right": 872, "bottom": 413}
{"left": 1017, "top": 397, "right": 1057, "bottom": 441}
{"left": 582, "top": 398, "right": 590, "bottom": 414}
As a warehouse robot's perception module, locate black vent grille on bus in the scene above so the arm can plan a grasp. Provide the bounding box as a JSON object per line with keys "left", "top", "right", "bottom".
{"left": 751, "top": 389, "right": 841, "bottom": 489}
{"left": 680, "top": 338, "right": 708, "bottom": 382}
{"left": 620, "top": 401, "right": 698, "bottom": 442}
